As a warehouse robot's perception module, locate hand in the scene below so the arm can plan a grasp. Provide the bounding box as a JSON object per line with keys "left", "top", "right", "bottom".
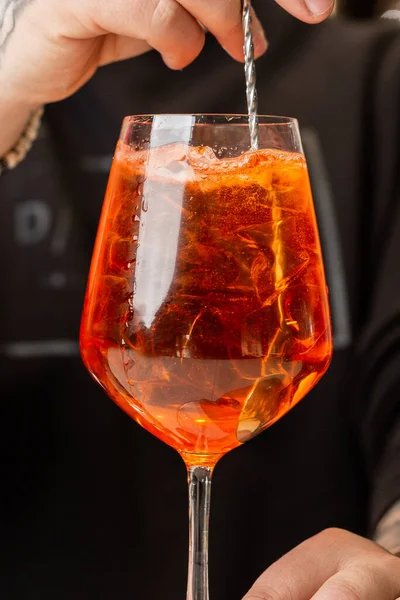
{"left": 243, "top": 528, "right": 400, "bottom": 599}
{"left": 0, "top": 0, "right": 334, "bottom": 107}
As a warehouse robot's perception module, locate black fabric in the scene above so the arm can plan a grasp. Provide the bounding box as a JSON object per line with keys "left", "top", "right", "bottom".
{"left": 1, "top": 4, "right": 400, "bottom": 598}
{"left": 353, "top": 154, "right": 400, "bottom": 528}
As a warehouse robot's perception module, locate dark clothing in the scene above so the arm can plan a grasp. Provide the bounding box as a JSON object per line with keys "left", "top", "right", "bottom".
{"left": 1, "top": 4, "right": 400, "bottom": 598}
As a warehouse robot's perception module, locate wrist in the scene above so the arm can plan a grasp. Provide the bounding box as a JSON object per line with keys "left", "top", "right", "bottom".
{"left": 0, "top": 105, "right": 44, "bottom": 175}
{"left": 0, "top": 94, "right": 41, "bottom": 158}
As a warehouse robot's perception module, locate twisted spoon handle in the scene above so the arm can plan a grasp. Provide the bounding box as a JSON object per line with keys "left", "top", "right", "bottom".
{"left": 242, "top": 0, "right": 259, "bottom": 150}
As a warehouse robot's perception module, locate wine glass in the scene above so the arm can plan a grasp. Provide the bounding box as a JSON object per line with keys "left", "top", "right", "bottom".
{"left": 80, "top": 114, "right": 332, "bottom": 600}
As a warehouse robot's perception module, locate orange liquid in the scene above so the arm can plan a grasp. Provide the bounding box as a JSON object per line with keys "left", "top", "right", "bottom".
{"left": 80, "top": 142, "right": 332, "bottom": 466}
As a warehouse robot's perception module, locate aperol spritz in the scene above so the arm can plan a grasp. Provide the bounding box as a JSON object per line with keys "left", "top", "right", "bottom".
{"left": 80, "top": 115, "right": 332, "bottom": 600}
{"left": 81, "top": 124, "right": 331, "bottom": 466}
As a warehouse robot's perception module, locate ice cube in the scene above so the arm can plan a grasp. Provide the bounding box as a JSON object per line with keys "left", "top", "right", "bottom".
{"left": 197, "top": 183, "right": 272, "bottom": 232}
{"left": 241, "top": 304, "right": 281, "bottom": 357}
{"left": 108, "top": 238, "right": 136, "bottom": 273}
{"left": 281, "top": 282, "right": 329, "bottom": 356}
{"left": 237, "top": 215, "right": 310, "bottom": 295}
{"left": 175, "top": 243, "right": 240, "bottom": 293}
{"left": 250, "top": 252, "right": 275, "bottom": 305}
{"left": 111, "top": 196, "right": 140, "bottom": 240}
{"left": 92, "top": 275, "right": 132, "bottom": 340}
{"left": 271, "top": 160, "right": 309, "bottom": 212}
{"left": 234, "top": 221, "right": 276, "bottom": 249}
{"left": 137, "top": 301, "right": 191, "bottom": 358}
{"left": 145, "top": 143, "right": 196, "bottom": 183}
{"left": 236, "top": 370, "right": 293, "bottom": 442}
{"left": 187, "top": 145, "right": 218, "bottom": 168}
{"left": 150, "top": 305, "right": 229, "bottom": 360}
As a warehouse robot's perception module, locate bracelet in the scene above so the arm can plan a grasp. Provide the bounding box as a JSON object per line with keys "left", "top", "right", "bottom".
{"left": 0, "top": 106, "right": 44, "bottom": 176}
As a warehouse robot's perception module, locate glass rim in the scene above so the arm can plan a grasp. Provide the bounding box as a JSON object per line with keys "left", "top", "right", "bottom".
{"left": 122, "top": 114, "right": 298, "bottom": 127}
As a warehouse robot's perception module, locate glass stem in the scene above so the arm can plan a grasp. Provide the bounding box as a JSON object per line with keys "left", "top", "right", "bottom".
{"left": 187, "top": 465, "right": 213, "bottom": 600}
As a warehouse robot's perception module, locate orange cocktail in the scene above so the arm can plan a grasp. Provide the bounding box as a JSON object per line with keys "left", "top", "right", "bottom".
{"left": 81, "top": 140, "right": 332, "bottom": 466}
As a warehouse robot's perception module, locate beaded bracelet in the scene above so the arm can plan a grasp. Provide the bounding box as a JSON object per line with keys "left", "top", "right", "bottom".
{"left": 0, "top": 106, "right": 44, "bottom": 176}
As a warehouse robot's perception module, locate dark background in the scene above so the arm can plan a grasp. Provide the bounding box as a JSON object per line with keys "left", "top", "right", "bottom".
{"left": 338, "top": 0, "right": 399, "bottom": 18}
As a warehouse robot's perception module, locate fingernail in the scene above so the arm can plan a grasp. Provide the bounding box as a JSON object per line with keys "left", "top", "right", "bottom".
{"left": 305, "top": 0, "right": 334, "bottom": 16}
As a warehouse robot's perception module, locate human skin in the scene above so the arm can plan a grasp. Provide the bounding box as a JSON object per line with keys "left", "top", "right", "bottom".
{"left": 0, "top": 0, "right": 334, "bottom": 155}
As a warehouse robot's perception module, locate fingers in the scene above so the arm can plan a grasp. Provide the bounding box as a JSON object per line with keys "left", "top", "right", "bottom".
{"left": 84, "top": 0, "right": 205, "bottom": 69}
{"left": 274, "top": 0, "right": 335, "bottom": 23}
{"left": 179, "top": 0, "right": 267, "bottom": 61}
{"left": 147, "top": 0, "right": 205, "bottom": 68}
{"left": 243, "top": 532, "right": 339, "bottom": 600}
{"left": 311, "top": 559, "right": 400, "bottom": 599}
{"left": 70, "top": 0, "right": 329, "bottom": 72}
{"left": 243, "top": 529, "right": 400, "bottom": 600}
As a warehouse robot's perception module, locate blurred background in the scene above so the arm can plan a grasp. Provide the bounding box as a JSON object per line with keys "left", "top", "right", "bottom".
{"left": 337, "top": 0, "right": 400, "bottom": 18}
